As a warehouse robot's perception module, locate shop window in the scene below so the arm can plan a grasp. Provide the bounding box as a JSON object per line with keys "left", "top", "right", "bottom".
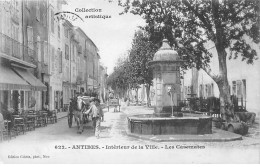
{"left": 20, "top": 91, "right": 24, "bottom": 109}
{"left": 55, "top": 91, "right": 59, "bottom": 109}
{"left": 25, "top": 91, "right": 28, "bottom": 109}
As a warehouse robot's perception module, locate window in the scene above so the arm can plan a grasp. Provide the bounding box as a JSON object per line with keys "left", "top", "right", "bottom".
{"left": 37, "top": 36, "right": 41, "bottom": 62}
{"left": 25, "top": 0, "right": 29, "bottom": 9}
{"left": 58, "top": 49, "right": 62, "bottom": 73}
{"left": 43, "top": 14, "right": 47, "bottom": 27}
{"left": 72, "top": 44, "right": 75, "bottom": 61}
{"left": 237, "top": 80, "right": 242, "bottom": 98}
{"left": 65, "top": 44, "right": 69, "bottom": 60}
{"left": 27, "top": 26, "right": 33, "bottom": 49}
{"left": 58, "top": 25, "right": 60, "bottom": 38}
{"left": 199, "top": 84, "right": 203, "bottom": 98}
{"left": 211, "top": 83, "right": 214, "bottom": 97}
{"left": 51, "top": 10, "right": 54, "bottom": 33}
{"left": 36, "top": 0, "right": 40, "bottom": 21}
{"left": 52, "top": 47, "right": 55, "bottom": 72}
{"left": 73, "top": 67, "right": 75, "bottom": 79}
{"left": 43, "top": 41, "right": 48, "bottom": 64}
{"left": 242, "top": 79, "right": 246, "bottom": 99}
{"left": 74, "top": 45, "right": 77, "bottom": 61}
{"left": 64, "top": 28, "right": 68, "bottom": 38}
{"left": 232, "top": 81, "right": 237, "bottom": 95}
{"left": 207, "top": 84, "right": 211, "bottom": 97}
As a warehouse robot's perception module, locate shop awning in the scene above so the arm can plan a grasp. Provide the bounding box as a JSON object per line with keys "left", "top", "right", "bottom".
{"left": 12, "top": 67, "right": 47, "bottom": 91}
{"left": 0, "top": 64, "right": 31, "bottom": 90}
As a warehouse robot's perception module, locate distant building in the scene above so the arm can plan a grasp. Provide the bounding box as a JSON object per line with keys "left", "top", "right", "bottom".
{"left": 75, "top": 27, "right": 88, "bottom": 94}
{"left": 99, "top": 64, "right": 108, "bottom": 102}
{"left": 85, "top": 35, "right": 99, "bottom": 95}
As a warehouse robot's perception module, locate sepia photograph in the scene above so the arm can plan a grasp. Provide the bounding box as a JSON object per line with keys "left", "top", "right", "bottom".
{"left": 0, "top": 0, "right": 259, "bottom": 164}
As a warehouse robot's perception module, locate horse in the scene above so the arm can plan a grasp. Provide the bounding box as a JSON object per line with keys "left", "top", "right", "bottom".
{"left": 73, "top": 96, "right": 93, "bottom": 134}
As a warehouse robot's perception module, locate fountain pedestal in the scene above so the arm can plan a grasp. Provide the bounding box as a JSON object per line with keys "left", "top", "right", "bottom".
{"left": 150, "top": 39, "right": 182, "bottom": 116}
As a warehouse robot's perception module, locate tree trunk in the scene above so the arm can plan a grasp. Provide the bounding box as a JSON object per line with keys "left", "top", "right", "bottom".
{"left": 216, "top": 46, "right": 234, "bottom": 122}
{"left": 211, "top": 0, "right": 235, "bottom": 123}
{"left": 145, "top": 85, "right": 151, "bottom": 107}
{"left": 135, "top": 88, "right": 139, "bottom": 104}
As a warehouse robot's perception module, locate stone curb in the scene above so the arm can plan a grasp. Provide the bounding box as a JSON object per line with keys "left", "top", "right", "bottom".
{"left": 125, "top": 129, "right": 242, "bottom": 142}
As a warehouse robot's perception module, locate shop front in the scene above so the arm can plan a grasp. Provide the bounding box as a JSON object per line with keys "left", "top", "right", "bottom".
{"left": 0, "top": 60, "right": 47, "bottom": 115}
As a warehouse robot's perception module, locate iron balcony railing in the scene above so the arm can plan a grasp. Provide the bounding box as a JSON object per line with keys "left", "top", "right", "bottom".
{"left": 0, "top": 32, "right": 37, "bottom": 65}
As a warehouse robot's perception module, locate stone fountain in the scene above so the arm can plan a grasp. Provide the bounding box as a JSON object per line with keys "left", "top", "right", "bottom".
{"left": 128, "top": 39, "right": 212, "bottom": 135}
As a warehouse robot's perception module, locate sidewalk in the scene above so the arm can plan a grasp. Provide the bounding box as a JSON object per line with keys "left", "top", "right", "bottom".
{"left": 56, "top": 111, "right": 67, "bottom": 120}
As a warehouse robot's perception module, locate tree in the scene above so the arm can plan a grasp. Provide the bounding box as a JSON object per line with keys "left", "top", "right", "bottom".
{"left": 129, "top": 30, "right": 159, "bottom": 106}
{"left": 118, "top": 0, "right": 260, "bottom": 122}
{"left": 107, "top": 57, "right": 132, "bottom": 98}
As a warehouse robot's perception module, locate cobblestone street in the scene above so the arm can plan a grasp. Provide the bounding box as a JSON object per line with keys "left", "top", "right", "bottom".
{"left": 0, "top": 104, "right": 259, "bottom": 163}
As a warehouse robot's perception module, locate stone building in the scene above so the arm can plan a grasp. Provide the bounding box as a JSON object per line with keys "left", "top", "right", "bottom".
{"left": 0, "top": 0, "right": 47, "bottom": 114}
{"left": 75, "top": 27, "right": 88, "bottom": 94}
{"left": 182, "top": 39, "right": 260, "bottom": 116}
{"left": 48, "top": 0, "right": 66, "bottom": 111}
{"left": 85, "top": 35, "right": 99, "bottom": 95}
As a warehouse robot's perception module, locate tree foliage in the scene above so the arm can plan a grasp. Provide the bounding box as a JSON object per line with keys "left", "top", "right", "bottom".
{"left": 119, "top": 0, "right": 259, "bottom": 69}
{"left": 107, "top": 29, "right": 159, "bottom": 101}
{"left": 129, "top": 30, "right": 159, "bottom": 87}
{"left": 117, "top": 0, "right": 260, "bottom": 121}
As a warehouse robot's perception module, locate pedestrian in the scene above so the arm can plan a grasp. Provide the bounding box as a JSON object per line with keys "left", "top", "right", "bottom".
{"left": 86, "top": 98, "right": 104, "bottom": 139}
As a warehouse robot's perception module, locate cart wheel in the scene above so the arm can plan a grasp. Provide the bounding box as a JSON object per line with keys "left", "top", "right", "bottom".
{"left": 227, "top": 125, "right": 234, "bottom": 133}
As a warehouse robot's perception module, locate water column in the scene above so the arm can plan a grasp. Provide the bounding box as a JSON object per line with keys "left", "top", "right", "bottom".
{"left": 149, "top": 39, "right": 182, "bottom": 116}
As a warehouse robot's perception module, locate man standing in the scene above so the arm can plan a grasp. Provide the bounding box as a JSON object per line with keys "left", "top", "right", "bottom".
{"left": 86, "top": 98, "right": 104, "bottom": 139}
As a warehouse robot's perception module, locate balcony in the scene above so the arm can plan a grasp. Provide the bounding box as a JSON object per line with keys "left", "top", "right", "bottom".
{"left": 0, "top": 32, "right": 37, "bottom": 66}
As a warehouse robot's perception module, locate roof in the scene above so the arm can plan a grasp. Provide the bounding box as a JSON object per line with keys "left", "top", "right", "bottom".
{"left": 152, "top": 39, "right": 178, "bottom": 62}
{"left": 75, "top": 27, "right": 99, "bottom": 51}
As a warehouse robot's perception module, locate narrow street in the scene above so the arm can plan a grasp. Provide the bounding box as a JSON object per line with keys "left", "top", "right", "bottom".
{"left": 0, "top": 104, "right": 259, "bottom": 163}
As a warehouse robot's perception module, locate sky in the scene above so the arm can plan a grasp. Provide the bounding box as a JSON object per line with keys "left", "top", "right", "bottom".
{"left": 62, "top": 0, "right": 145, "bottom": 74}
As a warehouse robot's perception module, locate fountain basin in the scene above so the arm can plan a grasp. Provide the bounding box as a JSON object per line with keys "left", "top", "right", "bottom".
{"left": 128, "top": 113, "right": 212, "bottom": 135}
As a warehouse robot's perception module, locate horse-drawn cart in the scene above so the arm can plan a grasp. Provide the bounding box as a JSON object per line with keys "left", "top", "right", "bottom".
{"left": 68, "top": 96, "right": 93, "bottom": 133}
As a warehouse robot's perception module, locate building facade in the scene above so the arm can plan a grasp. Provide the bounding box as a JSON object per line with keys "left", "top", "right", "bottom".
{"left": 0, "top": 0, "right": 47, "bottom": 114}
{"left": 182, "top": 39, "right": 260, "bottom": 116}
{"left": 1, "top": 0, "right": 106, "bottom": 117}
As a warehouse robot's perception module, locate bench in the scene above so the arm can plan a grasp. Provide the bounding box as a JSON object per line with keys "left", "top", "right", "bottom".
{"left": 107, "top": 98, "right": 121, "bottom": 112}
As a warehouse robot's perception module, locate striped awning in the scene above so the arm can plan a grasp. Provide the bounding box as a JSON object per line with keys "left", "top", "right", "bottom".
{"left": 12, "top": 67, "right": 47, "bottom": 91}
{"left": 0, "top": 64, "right": 31, "bottom": 90}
